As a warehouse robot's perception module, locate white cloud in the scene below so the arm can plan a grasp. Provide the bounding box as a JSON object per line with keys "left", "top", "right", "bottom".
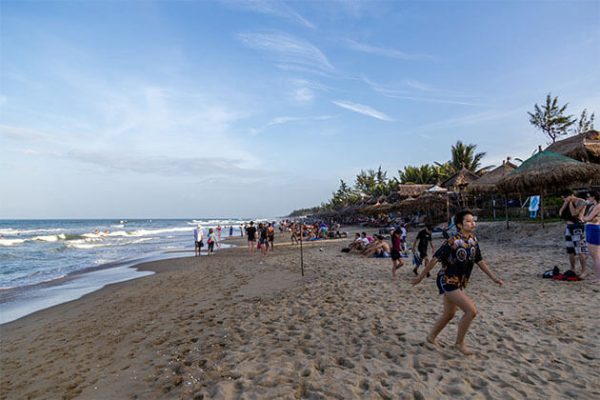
{"left": 332, "top": 100, "right": 393, "bottom": 121}
{"left": 238, "top": 32, "right": 335, "bottom": 73}
{"left": 221, "top": 0, "right": 316, "bottom": 29}
{"left": 363, "top": 77, "right": 483, "bottom": 106}
{"left": 345, "top": 39, "right": 434, "bottom": 61}
{"left": 250, "top": 115, "right": 336, "bottom": 135}
{"left": 293, "top": 87, "right": 314, "bottom": 103}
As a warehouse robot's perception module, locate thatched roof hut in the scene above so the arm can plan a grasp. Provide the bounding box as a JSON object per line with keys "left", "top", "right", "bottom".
{"left": 545, "top": 130, "right": 600, "bottom": 163}
{"left": 441, "top": 168, "right": 480, "bottom": 192}
{"left": 467, "top": 160, "right": 518, "bottom": 194}
{"left": 396, "top": 184, "right": 432, "bottom": 199}
{"left": 497, "top": 151, "right": 600, "bottom": 195}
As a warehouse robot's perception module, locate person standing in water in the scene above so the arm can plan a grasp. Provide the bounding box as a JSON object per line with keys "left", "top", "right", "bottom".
{"left": 412, "top": 210, "right": 503, "bottom": 355}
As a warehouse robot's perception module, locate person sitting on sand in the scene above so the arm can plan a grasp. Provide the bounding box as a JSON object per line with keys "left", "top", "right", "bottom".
{"left": 583, "top": 190, "right": 600, "bottom": 283}
{"left": 412, "top": 210, "right": 503, "bottom": 355}
{"left": 362, "top": 235, "right": 390, "bottom": 258}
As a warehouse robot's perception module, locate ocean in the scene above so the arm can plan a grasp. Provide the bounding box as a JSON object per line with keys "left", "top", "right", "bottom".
{"left": 0, "top": 218, "right": 249, "bottom": 324}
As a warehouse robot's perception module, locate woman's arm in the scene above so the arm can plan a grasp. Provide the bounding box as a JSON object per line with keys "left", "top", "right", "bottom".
{"left": 477, "top": 260, "right": 503, "bottom": 286}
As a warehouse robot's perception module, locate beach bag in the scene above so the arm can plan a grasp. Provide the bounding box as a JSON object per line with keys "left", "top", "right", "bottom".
{"left": 542, "top": 266, "right": 560, "bottom": 279}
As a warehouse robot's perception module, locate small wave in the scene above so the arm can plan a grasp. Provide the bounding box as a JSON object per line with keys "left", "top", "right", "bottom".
{"left": 0, "top": 227, "right": 64, "bottom": 236}
{"left": 32, "top": 234, "right": 66, "bottom": 242}
{"left": 66, "top": 242, "right": 107, "bottom": 250}
{"left": 0, "top": 238, "right": 26, "bottom": 246}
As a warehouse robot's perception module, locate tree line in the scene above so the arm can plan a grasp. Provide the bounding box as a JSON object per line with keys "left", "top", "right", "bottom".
{"left": 289, "top": 94, "right": 596, "bottom": 217}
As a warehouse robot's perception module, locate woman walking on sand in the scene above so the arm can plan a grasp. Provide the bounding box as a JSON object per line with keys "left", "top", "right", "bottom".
{"left": 583, "top": 190, "right": 600, "bottom": 283}
{"left": 412, "top": 210, "right": 503, "bottom": 355}
{"left": 206, "top": 228, "right": 218, "bottom": 256}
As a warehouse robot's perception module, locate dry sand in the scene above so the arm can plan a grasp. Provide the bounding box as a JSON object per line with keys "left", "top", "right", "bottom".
{"left": 1, "top": 222, "right": 599, "bottom": 399}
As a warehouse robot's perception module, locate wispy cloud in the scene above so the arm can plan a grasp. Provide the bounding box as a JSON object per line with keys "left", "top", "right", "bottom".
{"left": 238, "top": 32, "right": 334, "bottom": 73}
{"left": 414, "top": 107, "right": 525, "bottom": 134}
{"left": 251, "top": 115, "right": 336, "bottom": 135}
{"left": 363, "top": 77, "right": 483, "bottom": 106}
{"left": 345, "top": 39, "right": 434, "bottom": 61}
{"left": 221, "top": 0, "right": 316, "bottom": 29}
{"left": 332, "top": 100, "right": 393, "bottom": 121}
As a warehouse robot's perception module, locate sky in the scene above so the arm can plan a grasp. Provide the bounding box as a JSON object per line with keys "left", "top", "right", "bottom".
{"left": 1, "top": 0, "right": 599, "bottom": 219}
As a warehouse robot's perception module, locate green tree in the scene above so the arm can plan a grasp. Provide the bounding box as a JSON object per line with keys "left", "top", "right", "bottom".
{"left": 399, "top": 165, "right": 438, "bottom": 184}
{"left": 528, "top": 93, "right": 576, "bottom": 143}
{"left": 448, "top": 140, "right": 492, "bottom": 175}
{"left": 572, "top": 109, "right": 596, "bottom": 135}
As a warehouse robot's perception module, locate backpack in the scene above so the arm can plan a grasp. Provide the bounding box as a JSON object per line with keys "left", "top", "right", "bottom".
{"left": 542, "top": 266, "right": 560, "bottom": 279}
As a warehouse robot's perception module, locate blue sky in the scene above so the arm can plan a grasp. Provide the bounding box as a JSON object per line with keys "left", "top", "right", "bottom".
{"left": 1, "top": 0, "right": 599, "bottom": 219}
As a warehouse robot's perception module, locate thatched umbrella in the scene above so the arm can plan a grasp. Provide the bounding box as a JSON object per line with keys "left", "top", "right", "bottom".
{"left": 497, "top": 150, "right": 600, "bottom": 227}
{"left": 467, "top": 160, "right": 518, "bottom": 195}
{"left": 545, "top": 130, "right": 600, "bottom": 163}
{"left": 441, "top": 168, "right": 480, "bottom": 193}
{"left": 396, "top": 184, "right": 432, "bottom": 199}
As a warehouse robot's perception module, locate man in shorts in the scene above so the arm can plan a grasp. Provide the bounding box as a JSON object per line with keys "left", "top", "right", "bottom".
{"left": 412, "top": 224, "right": 435, "bottom": 276}
{"left": 246, "top": 221, "right": 257, "bottom": 254}
{"left": 559, "top": 190, "right": 588, "bottom": 276}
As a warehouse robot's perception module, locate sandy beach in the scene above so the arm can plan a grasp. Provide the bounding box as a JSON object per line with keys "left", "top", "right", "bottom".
{"left": 1, "top": 222, "right": 599, "bottom": 399}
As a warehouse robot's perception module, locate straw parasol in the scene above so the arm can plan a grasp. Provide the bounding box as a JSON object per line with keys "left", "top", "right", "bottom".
{"left": 441, "top": 168, "right": 480, "bottom": 192}
{"left": 497, "top": 151, "right": 600, "bottom": 195}
{"left": 545, "top": 130, "right": 600, "bottom": 163}
{"left": 467, "top": 160, "right": 518, "bottom": 194}
{"left": 396, "top": 184, "right": 432, "bottom": 199}
{"left": 497, "top": 150, "right": 600, "bottom": 227}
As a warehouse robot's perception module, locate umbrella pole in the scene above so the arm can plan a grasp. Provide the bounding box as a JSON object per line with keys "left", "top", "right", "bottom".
{"left": 299, "top": 225, "right": 304, "bottom": 277}
{"left": 541, "top": 192, "right": 545, "bottom": 229}
{"left": 504, "top": 195, "right": 509, "bottom": 229}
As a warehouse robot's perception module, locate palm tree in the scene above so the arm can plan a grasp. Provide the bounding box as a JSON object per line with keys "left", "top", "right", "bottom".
{"left": 448, "top": 141, "right": 493, "bottom": 176}
{"left": 399, "top": 165, "right": 438, "bottom": 184}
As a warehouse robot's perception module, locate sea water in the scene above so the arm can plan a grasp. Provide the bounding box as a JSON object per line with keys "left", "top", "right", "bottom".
{"left": 0, "top": 218, "right": 249, "bottom": 324}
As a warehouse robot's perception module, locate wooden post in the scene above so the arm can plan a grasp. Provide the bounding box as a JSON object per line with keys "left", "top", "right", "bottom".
{"left": 504, "top": 195, "right": 509, "bottom": 229}
{"left": 299, "top": 223, "right": 304, "bottom": 276}
{"left": 540, "top": 193, "right": 545, "bottom": 229}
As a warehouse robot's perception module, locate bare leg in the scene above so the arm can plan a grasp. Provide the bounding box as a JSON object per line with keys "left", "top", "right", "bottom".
{"left": 569, "top": 253, "right": 576, "bottom": 271}
{"left": 579, "top": 253, "right": 587, "bottom": 275}
{"left": 444, "top": 290, "right": 478, "bottom": 355}
{"left": 588, "top": 243, "right": 600, "bottom": 282}
{"left": 427, "top": 295, "right": 457, "bottom": 345}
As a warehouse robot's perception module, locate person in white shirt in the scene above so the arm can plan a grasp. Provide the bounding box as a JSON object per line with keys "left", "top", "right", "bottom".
{"left": 193, "top": 225, "right": 204, "bottom": 256}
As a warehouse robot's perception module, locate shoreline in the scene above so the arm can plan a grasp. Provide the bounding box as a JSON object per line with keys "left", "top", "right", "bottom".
{"left": 1, "top": 223, "right": 599, "bottom": 399}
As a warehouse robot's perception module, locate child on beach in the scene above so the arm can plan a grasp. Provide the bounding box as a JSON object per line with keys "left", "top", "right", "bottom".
{"left": 206, "top": 228, "right": 218, "bottom": 255}
{"left": 412, "top": 210, "right": 503, "bottom": 355}
{"left": 391, "top": 228, "right": 404, "bottom": 279}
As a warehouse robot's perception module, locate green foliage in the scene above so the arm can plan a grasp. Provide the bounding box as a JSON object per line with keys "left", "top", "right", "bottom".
{"left": 399, "top": 164, "right": 438, "bottom": 184}
{"left": 572, "top": 109, "right": 596, "bottom": 135}
{"left": 528, "top": 93, "right": 576, "bottom": 143}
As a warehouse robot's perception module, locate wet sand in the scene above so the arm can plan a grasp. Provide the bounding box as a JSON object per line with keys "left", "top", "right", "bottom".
{"left": 1, "top": 223, "right": 599, "bottom": 399}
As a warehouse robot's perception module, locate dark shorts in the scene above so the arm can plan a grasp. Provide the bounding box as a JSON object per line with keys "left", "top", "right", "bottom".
{"left": 208, "top": 242, "right": 215, "bottom": 251}
{"left": 418, "top": 249, "right": 428, "bottom": 259}
{"left": 259, "top": 238, "right": 268, "bottom": 245}
{"left": 436, "top": 274, "right": 461, "bottom": 295}
{"left": 565, "top": 223, "right": 587, "bottom": 254}
{"left": 391, "top": 250, "right": 402, "bottom": 260}
{"left": 195, "top": 240, "right": 203, "bottom": 248}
